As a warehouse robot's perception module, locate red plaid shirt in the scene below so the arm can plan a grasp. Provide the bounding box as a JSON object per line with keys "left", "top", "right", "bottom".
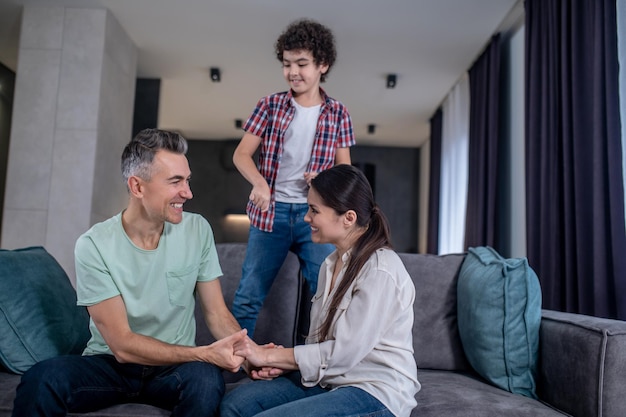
{"left": 244, "top": 88, "right": 355, "bottom": 232}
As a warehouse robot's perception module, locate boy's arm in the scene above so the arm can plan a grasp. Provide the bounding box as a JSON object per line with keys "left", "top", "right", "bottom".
{"left": 304, "top": 146, "right": 353, "bottom": 185}
{"left": 335, "top": 147, "right": 352, "bottom": 165}
{"left": 233, "top": 132, "right": 271, "bottom": 212}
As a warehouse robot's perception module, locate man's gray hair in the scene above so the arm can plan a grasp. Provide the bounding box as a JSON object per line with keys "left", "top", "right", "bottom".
{"left": 121, "top": 128, "right": 188, "bottom": 183}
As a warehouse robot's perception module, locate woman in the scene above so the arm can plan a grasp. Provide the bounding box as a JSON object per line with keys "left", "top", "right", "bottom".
{"left": 221, "top": 164, "right": 420, "bottom": 417}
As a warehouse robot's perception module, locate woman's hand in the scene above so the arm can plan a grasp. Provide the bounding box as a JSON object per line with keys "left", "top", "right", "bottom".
{"left": 234, "top": 337, "right": 271, "bottom": 367}
{"left": 249, "top": 365, "right": 284, "bottom": 380}
{"left": 237, "top": 338, "right": 286, "bottom": 380}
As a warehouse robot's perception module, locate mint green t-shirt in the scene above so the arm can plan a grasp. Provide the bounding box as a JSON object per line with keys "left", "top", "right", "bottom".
{"left": 75, "top": 211, "right": 222, "bottom": 356}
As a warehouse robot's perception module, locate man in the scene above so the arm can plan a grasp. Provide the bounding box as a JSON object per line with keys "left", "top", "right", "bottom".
{"left": 12, "top": 129, "right": 246, "bottom": 416}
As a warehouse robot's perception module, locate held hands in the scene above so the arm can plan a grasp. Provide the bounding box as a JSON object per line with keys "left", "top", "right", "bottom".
{"left": 209, "top": 329, "right": 248, "bottom": 373}
{"left": 235, "top": 336, "right": 285, "bottom": 380}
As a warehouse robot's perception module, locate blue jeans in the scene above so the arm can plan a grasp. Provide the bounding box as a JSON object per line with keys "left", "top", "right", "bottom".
{"left": 232, "top": 202, "right": 334, "bottom": 337}
{"left": 220, "top": 371, "right": 393, "bottom": 417}
{"left": 11, "top": 354, "right": 225, "bottom": 417}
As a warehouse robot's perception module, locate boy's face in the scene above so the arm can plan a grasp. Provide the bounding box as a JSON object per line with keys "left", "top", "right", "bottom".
{"left": 282, "top": 49, "right": 329, "bottom": 97}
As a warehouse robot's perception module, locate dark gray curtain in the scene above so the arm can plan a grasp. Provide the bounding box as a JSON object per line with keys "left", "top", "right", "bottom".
{"left": 525, "top": 0, "right": 626, "bottom": 319}
{"left": 465, "top": 34, "right": 502, "bottom": 250}
{"left": 427, "top": 108, "right": 442, "bottom": 254}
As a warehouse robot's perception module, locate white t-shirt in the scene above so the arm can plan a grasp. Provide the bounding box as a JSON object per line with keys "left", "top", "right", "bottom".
{"left": 274, "top": 99, "right": 320, "bottom": 203}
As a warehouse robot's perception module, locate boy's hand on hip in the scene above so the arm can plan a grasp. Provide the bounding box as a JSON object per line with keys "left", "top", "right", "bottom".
{"left": 249, "top": 183, "right": 271, "bottom": 212}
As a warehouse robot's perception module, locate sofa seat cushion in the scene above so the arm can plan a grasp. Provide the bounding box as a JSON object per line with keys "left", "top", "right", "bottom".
{"left": 414, "top": 370, "right": 566, "bottom": 417}
{"left": 457, "top": 246, "right": 542, "bottom": 398}
{"left": 0, "top": 372, "right": 20, "bottom": 415}
{"left": 66, "top": 404, "right": 169, "bottom": 416}
{"left": 0, "top": 247, "right": 90, "bottom": 374}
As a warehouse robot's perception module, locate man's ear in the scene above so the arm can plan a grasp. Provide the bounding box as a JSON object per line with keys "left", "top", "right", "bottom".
{"left": 344, "top": 210, "right": 357, "bottom": 226}
{"left": 128, "top": 176, "right": 143, "bottom": 198}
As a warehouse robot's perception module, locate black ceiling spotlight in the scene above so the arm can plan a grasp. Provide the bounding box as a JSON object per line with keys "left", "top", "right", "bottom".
{"left": 367, "top": 124, "right": 376, "bottom": 134}
{"left": 386, "top": 73, "right": 397, "bottom": 88}
{"left": 210, "top": 67, "right": 221, "bottom": 82}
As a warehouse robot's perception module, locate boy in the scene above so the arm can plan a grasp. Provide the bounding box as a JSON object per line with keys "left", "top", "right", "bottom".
{"left": 231, "top": 19, "right": 355, "bottom": 337}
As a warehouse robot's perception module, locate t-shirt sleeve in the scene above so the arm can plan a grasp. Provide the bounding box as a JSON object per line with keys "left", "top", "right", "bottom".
{"left": 75, "top": 234, "right": 121, "bottom": 306}
{"left": 195, "top": 216, "right": 222, "bottom": 283}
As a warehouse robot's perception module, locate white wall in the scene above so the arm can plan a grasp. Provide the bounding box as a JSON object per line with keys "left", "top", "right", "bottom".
{"left": 0, "top": 7, "right": 136, "bottom": 284}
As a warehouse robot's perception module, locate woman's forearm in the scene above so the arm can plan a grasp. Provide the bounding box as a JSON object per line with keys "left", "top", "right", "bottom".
{"left": 261, "top": 347, "right": 298, "bottom": 371}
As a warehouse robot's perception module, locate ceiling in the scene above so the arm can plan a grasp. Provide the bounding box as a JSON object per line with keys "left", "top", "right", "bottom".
{"left": 0, "top": 0, "right": 522, "bottom": 148}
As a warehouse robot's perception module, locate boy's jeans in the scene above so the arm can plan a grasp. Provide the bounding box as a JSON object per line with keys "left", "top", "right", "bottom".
{"left": 231, "top": 202, "right": 334, "bottom": 337}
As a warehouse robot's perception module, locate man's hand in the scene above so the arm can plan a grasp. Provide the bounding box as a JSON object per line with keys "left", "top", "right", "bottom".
{"left": 203, "top": 329, "right": 247, "bottom": 373}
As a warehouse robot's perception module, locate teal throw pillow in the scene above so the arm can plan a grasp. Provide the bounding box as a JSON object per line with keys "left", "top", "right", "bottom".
{"left": 0, "top": 246, "right": 90, "bottom": 374}
{"left": 457, "top": 246, "right": 541, "bottom": 398}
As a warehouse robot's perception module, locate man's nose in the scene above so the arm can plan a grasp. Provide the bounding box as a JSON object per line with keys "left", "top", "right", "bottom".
{"left": 182, "top": 183, "right": 193, "bottom": 199}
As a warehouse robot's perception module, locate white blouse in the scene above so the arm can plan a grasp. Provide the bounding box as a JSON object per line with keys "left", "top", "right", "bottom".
{"left": 294, "top": 248, "right": 420, "bottom": 417}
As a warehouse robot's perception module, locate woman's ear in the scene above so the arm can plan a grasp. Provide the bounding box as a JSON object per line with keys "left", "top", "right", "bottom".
{"left": 343, "top": 210, "right": 357, "bottom": 226}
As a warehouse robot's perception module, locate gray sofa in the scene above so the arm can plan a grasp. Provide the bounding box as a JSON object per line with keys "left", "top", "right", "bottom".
{"left": 1, "top": 242, "right": 626, "bottom": 417}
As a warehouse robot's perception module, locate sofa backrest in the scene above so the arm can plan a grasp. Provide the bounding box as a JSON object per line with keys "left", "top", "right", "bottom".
{"left": 196, "top": 243, "right": 471, "bottom": 373}
{"left": 399, "top": 252, "right": 471, "bottom": 372}
{"left": 195, "top": 243, "right": 303, "bottom": 348}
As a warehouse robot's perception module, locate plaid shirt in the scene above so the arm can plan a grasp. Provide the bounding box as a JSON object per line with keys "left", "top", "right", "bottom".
{"left": 244, "top": 88, "right": 355, "bottom": 232}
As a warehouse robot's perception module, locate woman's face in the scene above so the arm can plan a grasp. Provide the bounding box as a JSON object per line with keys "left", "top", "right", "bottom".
{"left": 304, "top": 187, "right": 345, "bottom": 246}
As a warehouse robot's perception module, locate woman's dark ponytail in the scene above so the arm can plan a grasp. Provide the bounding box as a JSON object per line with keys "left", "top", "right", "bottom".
{"left": 310, "top": 165, "right": 392, "bottom": 341}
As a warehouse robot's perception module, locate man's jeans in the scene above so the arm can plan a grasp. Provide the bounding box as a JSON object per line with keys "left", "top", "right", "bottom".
{"left": 231, "top": 202, "right": 334, "bottom": 337}
{"left": 220, "top": 371, "right": 393, "bottom": 417}
{"left": 12, "top": 354, "right": 225, "bottom": 417}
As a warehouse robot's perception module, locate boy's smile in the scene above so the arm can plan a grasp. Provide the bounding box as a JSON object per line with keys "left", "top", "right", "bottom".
{"left": 282, "top": 49, "right": 329, "bottom": 99}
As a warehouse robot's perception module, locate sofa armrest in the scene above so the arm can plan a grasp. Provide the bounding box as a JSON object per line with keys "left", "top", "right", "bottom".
{"left": 538, "top": 309, "right": 626, "bottom": 417}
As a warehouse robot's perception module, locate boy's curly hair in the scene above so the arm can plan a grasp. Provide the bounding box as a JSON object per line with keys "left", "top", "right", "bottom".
{"left": 275, "top": 19, "right": 337, "bottom": 82}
